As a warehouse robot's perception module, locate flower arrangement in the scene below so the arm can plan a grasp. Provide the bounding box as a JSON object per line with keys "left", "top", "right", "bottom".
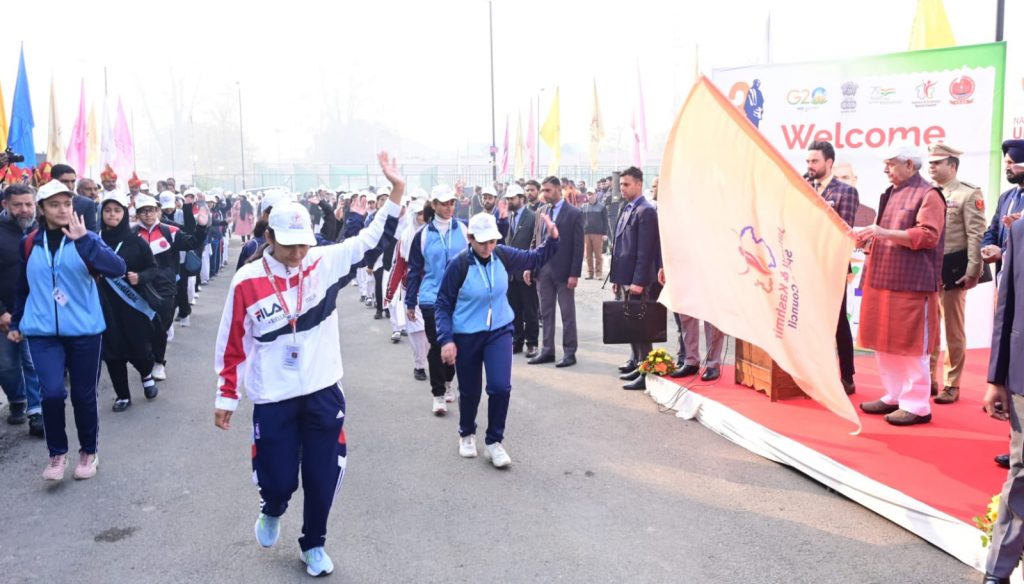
{"left": 974, "top": 493, "right": 1001, "bottom": 547}
{"left": 638, "top": 348, "right": 676, "bottom": 377}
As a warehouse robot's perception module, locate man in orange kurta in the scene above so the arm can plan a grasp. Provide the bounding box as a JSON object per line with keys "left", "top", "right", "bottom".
{"left": 856, "top": 144, "right": 946, "bottom": 426}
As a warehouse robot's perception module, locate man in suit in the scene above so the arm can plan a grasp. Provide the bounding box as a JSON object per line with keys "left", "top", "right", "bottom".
{"left": 501, "top": 185, "right": 540, "bottom": 357}
{"left": 611, "top": 167, "right": 662, "bottom": 391}
{"left": 981, "top": 140, "right": 1024, "bottom": 273}
{"left": 981, "top": 217, "right": 1024, "bottom": 584}
{"left": 527, "top": 176, "right": 584, "bottom": 368}
{"left": 806, "top": 141, "right": 860, "bottom": 395}
{"left": 51, "top": 164, "right": 98, "bottom": 233}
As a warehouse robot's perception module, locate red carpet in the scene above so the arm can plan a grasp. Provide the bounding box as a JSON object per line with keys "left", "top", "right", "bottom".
{"left": 662, "top": 348, "right": 1007, "bottom": 525}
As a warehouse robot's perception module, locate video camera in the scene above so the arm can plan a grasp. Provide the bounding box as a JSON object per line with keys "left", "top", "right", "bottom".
{"left": 3, "top": 148, "right": 25, "bottom": 164}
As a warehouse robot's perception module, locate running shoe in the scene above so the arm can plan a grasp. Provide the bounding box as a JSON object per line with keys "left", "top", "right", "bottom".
{"left": 112, "top": 399, "right": 131, "bottom": 412}
{"left": 484, "top": 443, "right": 512, "bottom": 468}
{"left": 152, "top": 363, "right": 167, "bottom": 381}
{"left": 73, "top": 452, "right": 99, "bottom": 480}
{"left": 444, "top": 382, "right": 456, "bottom": 403}
{"left": 432, "top": 396, "right": 447, "bottom": 415}
{"left": 300, "top": 547, "right": 334, "bottom": 577}
{"left": 459, "top": 435, "right": 478, "bottom": 458}
{"left": 42, "top": 454, "right": 67, "bottom": 481}
{"left": 254, "top": 513, "right": 281, "bottom": 548}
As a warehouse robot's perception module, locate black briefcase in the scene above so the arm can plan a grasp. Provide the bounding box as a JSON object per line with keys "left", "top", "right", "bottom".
{"left": 602, "top": 294, "right": 668, "bottom": 345}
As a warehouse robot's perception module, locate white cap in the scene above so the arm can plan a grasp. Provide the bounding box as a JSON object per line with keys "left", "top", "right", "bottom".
{"left": 100, "top": 191, "right": 131, "bottom": 209}
{"left": 408, "top": 200, "right": 426, "bottom": 215}
{"left": 481, "top": 186, "right": 497, "bottom": 197}
{"left": 504, "top": 184, "right": 524, "bottom": 198}
{"left": 431, "top": 184, "right": 456, "bottom": 203}
{"left": 408, "top": 187, "right": 428, "bottom": 201}
{"left": 377, "top": 186, "right": 392, "bottom": 196}
{"left": 183, "top": 187, "right": 201, "bottom": 197}
{"left": 467, "top": 212, "right": 503, "bottom": 241}
{"left": 139, "top": 182, "right": 151, "bottom": 192}
{"left": 158, "top": 191, "right": 177, "bottom": 210}
{"left": 135, "top": 194, "right": 159, "bottom": 210}
{"left": 260, "top": 190, "right": 286, "bottom": 215}
{"left": 268, "top": 202, "right": 316, "bottom": 246}
{"left": 36, "top": 179, "right": 74, "bottom": 203}
{"left": 882, "top": 142, "right": 922, "bottom": 164}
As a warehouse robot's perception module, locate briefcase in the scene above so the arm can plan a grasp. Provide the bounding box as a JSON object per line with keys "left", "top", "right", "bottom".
{"left": 602, "top": 294, "right": 667, "bottom": 345}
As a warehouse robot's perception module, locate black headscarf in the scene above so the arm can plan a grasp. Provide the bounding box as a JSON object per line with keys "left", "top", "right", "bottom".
{"left": 100, "top": 199, "right": 133, "bottom": 249}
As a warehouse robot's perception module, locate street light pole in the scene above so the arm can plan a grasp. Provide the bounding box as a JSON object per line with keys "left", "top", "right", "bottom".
{"left": 996, "top": 0, "right": 1005, "bottom": 41}
{"left": 237, "top": 81, "right": 246, "bottom": 190}
{"left": 488, "top": 0, "right": 497, "bottom": 182}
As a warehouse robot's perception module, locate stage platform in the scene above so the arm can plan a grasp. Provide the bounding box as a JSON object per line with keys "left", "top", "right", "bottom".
{"left": 646, "top": 348, "right": 1009, "bottom": 574}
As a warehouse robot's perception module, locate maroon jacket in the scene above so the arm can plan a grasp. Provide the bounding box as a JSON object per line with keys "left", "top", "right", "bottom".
{"left": 867, "top": 172, "right": 946, "bottom": 292}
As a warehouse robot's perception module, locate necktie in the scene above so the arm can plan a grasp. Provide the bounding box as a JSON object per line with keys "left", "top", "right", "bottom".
{"left": 617, "top": 204, "right": 632, "bottom": 234}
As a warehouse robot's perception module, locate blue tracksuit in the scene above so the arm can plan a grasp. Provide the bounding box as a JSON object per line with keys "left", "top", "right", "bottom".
{"left": 435, "top": 238, "right": 558, "bottom": 444}
{"left": 14, "top": 229, "right": 126, "bottom": 456}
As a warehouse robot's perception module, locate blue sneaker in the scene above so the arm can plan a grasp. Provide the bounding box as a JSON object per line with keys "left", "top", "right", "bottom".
{"left": 254, "top": 513, "right": 280, "bottom": 548}
{"left": 300, "top": 547, "right": 334, "bottom": 577}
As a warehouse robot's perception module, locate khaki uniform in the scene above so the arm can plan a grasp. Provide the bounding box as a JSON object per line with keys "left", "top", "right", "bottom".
{"left": 929, "top": 176, "right": 986, "bottom": 387}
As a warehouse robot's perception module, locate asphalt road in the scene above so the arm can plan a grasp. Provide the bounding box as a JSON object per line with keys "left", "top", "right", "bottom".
{"left": 0, "top": 243, "right": 981, "bottom": 584}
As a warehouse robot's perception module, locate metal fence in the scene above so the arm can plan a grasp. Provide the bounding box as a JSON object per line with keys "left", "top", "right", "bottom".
{"left": 193, "top": 162, "right": 662, "bottom": 193}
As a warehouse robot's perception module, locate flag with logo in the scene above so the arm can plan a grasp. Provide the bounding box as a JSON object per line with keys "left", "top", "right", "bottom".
{"left": 658, "top": 77, "right": 860, "bottom": 431}
{"left": 540, "top": 87, "right": 560, "bottom": 176}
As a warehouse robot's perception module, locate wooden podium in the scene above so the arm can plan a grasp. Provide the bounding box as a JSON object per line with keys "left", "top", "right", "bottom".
{"left": 733, "top": 339, "right": 807, "bottom": 402}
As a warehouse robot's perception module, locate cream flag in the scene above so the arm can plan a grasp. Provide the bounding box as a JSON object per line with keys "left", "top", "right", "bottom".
{"left": 659, "top": 77, "right": 860, "bottom": 431}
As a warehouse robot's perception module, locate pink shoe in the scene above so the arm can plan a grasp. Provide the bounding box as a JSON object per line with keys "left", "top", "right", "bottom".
{"left": 73, "top": 452, "right": 99, "bottom": 480}
{"left": 42, "top": 454, "right": 67, "bottom": 481}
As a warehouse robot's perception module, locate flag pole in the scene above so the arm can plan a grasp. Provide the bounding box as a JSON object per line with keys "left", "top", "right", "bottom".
{"left": 488, "top": 0, "right": 497, "bottom": 182}
{"left": 996, "top": 0, "right": 1005, "bottom": 41}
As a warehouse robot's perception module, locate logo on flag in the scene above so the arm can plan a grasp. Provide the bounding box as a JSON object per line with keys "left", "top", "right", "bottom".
{"left": 949, "top": 76, "right": 975, "bottom": 104}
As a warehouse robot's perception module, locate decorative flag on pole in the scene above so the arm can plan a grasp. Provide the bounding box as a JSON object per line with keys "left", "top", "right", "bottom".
{"left": 908, "top": 0, "right": 955, "bottom": 50}
{"left": 0, "top": 81, "right": 8, "bottom": 150}
{"left": 589, "top": 77, "right": 605, "bottom": 171}
{"left": 86, "top": 103, "right": 99, "bottom": 170}
{"left": 526, "top": 103, "right": 536, "bottom": 178}
{"left": 46, "top": 77, "right": 65, "bottom": 165}
{"left": 658, "top": 77, "right": 860, "bottom": 431}
{"left": 100, "top": 97, "right": 114, "bottom": 169}
{"left": 66, "top": 80, "right": 87, "bottom": 173}
{"left": 631, "top": 65, "right": 648, "bottom": 168}
{"left": 513, "top": 112, "right": 524, "bottom": 179}
{"left": 499, "top": 115, "right": 510, "bottom": 176}
{"left": 113, "top": 98, "right": 135, "bottom": 179}
{"left": 8, "top": 45, "right": 36, "bottom": 169}
{"left": 540, "top": 87, "right": 560, "bottom": 176}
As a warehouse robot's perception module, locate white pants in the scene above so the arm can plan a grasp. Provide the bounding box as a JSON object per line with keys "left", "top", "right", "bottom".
{"left": 357, "top": 269, "right": 373, "bottom": 298}
{"left": 187, "top": 276, "right": 197, "bottom": 305}
{"left": 388, "top": 294, "right": 406, "bottom": 333}
{"left": 875, "top": 298, "right": 931, "bottom": 416}
{"left": 201, "top": 244, "right": 211, "bottom": 284}
{"left": 222, "top": 236, "right": 230, "bottom": 264}
{"left": 409, "top": 330, "right": 428, "bottom": 369}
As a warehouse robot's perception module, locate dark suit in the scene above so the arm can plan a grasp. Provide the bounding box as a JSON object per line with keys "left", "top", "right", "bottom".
{"left": 73, "top": 195, "right": 98, "bottom": 233}
{"left": 982, "top": 186, "right": 1023, "bottom": 276}
{"left": 985, "top": 219, "right": 1024, "bottom": 577}
{"left": 820, "top": 178, "right": 860, "bottom": 383}
{"left": 505, "top": 206, "right": 539, "bottom": 349}
{"left": 532, "top": 200, "right": 584, "bottom": 358}
{"left": 610, "top": 196, "right": 662, "bottom": 365}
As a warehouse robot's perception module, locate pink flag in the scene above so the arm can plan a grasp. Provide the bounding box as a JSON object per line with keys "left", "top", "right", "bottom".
{"left": 65, "top": 80, "right": 87, "bottom": 174}
{"left": 526, "top": 103, "right": 536, "bottom": 178}
{"left": 499, "top": 116, "right": 510, "bottom": 176}
{"left": 112, "top": 98, "right": 134, "bottom": 178}
{"left": 631, "top": 64, "right": 648, "bottom": 167}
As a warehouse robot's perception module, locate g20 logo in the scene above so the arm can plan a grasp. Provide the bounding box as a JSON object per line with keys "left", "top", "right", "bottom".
{"left": 786, "top": 87, "right": 828, "bottom": 106}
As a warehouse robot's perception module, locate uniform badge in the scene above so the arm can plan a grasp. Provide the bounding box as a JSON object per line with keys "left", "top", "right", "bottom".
{"left": 975, "top": 199, "right": 985, "bottom": 211}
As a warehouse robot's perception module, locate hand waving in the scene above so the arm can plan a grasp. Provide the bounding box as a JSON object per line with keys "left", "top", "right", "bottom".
{"left": 63, "top": 213, "right": 88, "bottom": 241}
{"left": 498, "top": 198, "right": 509, "bottom": 220}
{"left": 350, "top": 196, "right": 368, "bottom": 215}
{"left": 378, "top": 151, "right": 405, "bottom": 188}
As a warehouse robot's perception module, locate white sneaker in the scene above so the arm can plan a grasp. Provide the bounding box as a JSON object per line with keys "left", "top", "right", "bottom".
{"left": 179, "top": 316, "right": 191, "bottom": 327}
{"left": 152, "top": 363, "right": 167, "bottom": 381}
{"left": 432, "top": 396, "right": 447, "bottom": 415}
{"left": 444, "top": 382, "right": 456, "bottom": 403}
{"left": 167, "top": 324, "right": 175, "bottom": 342}
{"left": 484, "top": 442, "right": 512, "bottom": 468}
{"left": 459, "top": 435, "right": 478, "bottom": 458}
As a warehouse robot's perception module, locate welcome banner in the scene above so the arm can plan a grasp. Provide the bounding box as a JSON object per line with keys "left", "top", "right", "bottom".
{"left": 659, "top": 78, "right": 859, "bottom": 431}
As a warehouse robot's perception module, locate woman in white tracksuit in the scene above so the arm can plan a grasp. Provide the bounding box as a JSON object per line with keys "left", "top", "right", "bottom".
{"left": 386, "top": 199, "right": 429, "bottom": 380}
{"left": 213, "top": 152, "right": 404, "bottom": 578}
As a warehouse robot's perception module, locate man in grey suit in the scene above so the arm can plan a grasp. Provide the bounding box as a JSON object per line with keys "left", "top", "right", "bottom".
{"left": 982, "top": 162, "right": 1024, "bottom": 584}
{"left": 527, "top": 176, "right": 584, "bottom": 368}
{"left": 501, "top": 184, "right": 541, "bottom": 358}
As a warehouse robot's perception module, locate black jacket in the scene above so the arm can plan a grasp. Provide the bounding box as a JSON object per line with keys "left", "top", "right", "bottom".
{"left": 0, "top": 213, "right": 32, "bottom": 315}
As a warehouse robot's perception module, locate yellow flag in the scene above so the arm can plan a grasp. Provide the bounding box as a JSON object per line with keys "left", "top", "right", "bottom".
{"left": 513, "top": 112, "right": 524, "bottom": 178}
{"left": 0, "top": 81, "right": 8, "bottom": 150}
{"left": 908, "top": 0, "right": 955, "bottom": 50}
{"left": 540, "top": 87, "right": 560, "bottom": 176}
{"left": 659, "top": 77, "right": 860, "bottom": 432}
{"left": 87, "top": 103, "right": 98, "bottom": 168}
{"left": 47, "top": 77, "right": 66, "bottom": 164}
{"left": 589, "top": 78, "right": 605, "bottom": 171}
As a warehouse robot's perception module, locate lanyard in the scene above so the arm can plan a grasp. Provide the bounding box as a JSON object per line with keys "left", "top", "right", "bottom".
{"left": 435, "top": 220, "right": 454, "bottom": 263}
{"left": 262, "top": 257, "right": 304, "bottom": 342}
{"left": 114, "top": 241, "right": 123, "bottom": 254}
{"left": 42, "top": 231, "right": 68, "bottom": 271}
{"left": 472, "top": 254, "right": 495, "bottom": 328}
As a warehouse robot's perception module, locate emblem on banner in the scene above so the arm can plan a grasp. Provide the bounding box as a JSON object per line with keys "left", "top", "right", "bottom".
{"left": 949, "top": 76, "right": 975, "bottom": 105}
{"left": 869, "top": 86, "right": 900, "bottom": 105}
{"left": 735, "top": 226, "right": 777, "bottom": 293}
{"left": 840, "top": 82, "right": 858, "bottom": 112}
{"left": 913, "top": 80, "right": 940, "bottom": 108}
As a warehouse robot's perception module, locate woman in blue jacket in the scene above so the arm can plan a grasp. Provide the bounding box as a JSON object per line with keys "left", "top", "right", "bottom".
{"left": 405, "top": 185, "right": 469, "bottom": 415}
{"left": 8, "top": 180, "right": 126, "bottom": 482}
{"left": 435, "top": 212, "right": 558, "bottom": 468}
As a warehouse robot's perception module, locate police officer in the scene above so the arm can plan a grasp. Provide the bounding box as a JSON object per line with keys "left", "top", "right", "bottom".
{"left": 926, "top": 142, "right": 987, "bottom": 404}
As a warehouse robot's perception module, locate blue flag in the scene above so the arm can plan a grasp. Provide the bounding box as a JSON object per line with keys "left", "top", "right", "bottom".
{"left": 8, "top": 45, "right": 35, "bottom": 169}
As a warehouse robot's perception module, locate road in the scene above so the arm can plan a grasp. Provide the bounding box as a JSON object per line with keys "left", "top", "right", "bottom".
{"left": 0, "top": 243, "right": 980, "bottom": 583}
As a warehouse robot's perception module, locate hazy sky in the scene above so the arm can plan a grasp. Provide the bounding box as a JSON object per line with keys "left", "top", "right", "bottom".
{"left": 0, "top": 0, "right": 1012, "bottom": 175}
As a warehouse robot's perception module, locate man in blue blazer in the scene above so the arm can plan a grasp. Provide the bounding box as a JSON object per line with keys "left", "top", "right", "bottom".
{"left": 527, "top": 177, "right": 585, "bottom": 368}
{"left": 980, "top": 140, "right": 1024, "bottom": 274}
{"left": 611, "top": 167, "right": 662, "bottom": 390}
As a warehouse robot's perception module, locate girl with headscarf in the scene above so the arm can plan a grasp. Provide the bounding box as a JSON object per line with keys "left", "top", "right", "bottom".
{"left": 98, "top": 192, "right": 161, "bottom": 411}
